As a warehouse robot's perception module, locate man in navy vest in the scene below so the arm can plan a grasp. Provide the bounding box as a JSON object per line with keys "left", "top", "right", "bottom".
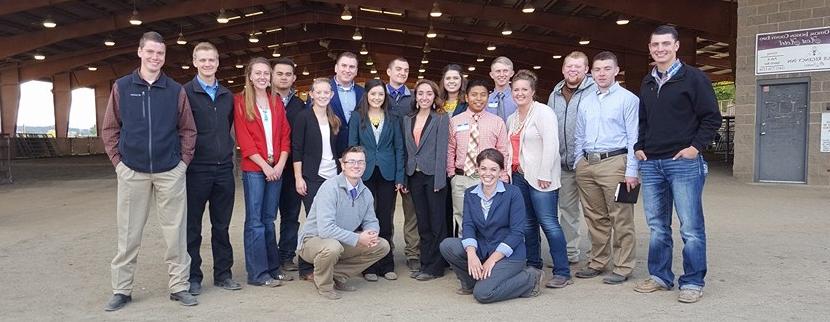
{"left": 101, "top": 31, "right": 198, "bottom": 311}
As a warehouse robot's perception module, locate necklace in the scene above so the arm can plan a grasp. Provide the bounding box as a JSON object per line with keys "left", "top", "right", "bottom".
{"left": 369, "top": 114, "right": 382, "bottom": 127}
{"left": 511, "top": 105, "right": 533, "bottom": 134}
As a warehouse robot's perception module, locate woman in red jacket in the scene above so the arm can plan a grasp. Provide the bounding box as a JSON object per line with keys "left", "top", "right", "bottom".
{"left": 233, "top": 57, "right": 291, "bottom": 287}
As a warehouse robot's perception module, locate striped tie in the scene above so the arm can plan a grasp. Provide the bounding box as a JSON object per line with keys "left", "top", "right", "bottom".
{"left": 464, "top": 114, "right": 480, "bottom": 176}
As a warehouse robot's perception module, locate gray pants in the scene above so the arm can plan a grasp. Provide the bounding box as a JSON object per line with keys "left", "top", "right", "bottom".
{"left": 440, "top": 238, "right": 535, "bottom": 303}
{"left": 559, "top": 169, "right": 584, "bottom": 262}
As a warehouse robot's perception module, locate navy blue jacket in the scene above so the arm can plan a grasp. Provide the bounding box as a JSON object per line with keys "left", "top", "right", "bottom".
{"left": 183, "top": 77, "right": 234, "bottom": 166}
{"left": 306, "top": 78, "right": 364, "bottom": 157}
{"left": 348, "top": 111, "right": 405, "bottom": 184}
{"left": 462, "top": 184, "right": 527, "bottom": 260}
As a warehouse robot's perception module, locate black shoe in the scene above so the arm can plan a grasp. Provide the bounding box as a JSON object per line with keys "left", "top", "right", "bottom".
{"left": 602, "top": 273, "right": 629, "bottom": 285}
{"left": 575, "top": 267, "right": 603, "bottom": 279}
{"left": 214, "top": 278, "right": 242, "bottom": 291}
{"left": 188, "top": 281, "right": 202, "bottom": 295}
{"left": 104, "top": 294, "right": 131, "bottom": 312}
{"left": 415, "top": 273, "right": 438, "bottom": 281}
{"left": 169, "top": 291, "right": 199, "bottom": 306}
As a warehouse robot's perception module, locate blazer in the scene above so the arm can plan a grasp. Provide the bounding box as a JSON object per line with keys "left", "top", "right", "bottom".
{"left": 449, "top": 101, "right": 468, "bottom": 117}
{"left": 233, "top": 92, "right": 291, "bottom": 172}
{"left": 348, "top": 111, "right": 405, "bottom": 184}
{"left": 307, "top": 78, "right": 365, "bottom": 157}
{"left": 403, "top": 111, "right": 449, "bottom": 190}
{"left": 506, "top": 101, "right": 561, "bottom": 191}
{"left": 291, "top": 107, "right": 340, "bottom": 179}
{"left": 461, "top": 184, "right": 527, "bottom": 261}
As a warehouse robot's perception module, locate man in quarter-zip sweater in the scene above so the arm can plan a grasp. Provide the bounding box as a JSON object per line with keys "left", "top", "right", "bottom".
{"left": 547, "top": 51, "right": 596, "bottom": 265}
{"left": 182, "top": 42, "right": 241, "bottom": 296}
{"left": 101, "top": 32, "right": 198, "bottom": 311}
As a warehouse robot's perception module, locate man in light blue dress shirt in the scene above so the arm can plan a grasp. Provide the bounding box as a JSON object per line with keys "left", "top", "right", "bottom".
{"left": 487, "top": 57, "right": 518, "bottom": 122}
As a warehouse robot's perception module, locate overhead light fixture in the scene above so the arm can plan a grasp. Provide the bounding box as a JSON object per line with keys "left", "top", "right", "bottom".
{"left": 366, "top": 57, "right": 374, "bottom": 66}
{"left": 418, "top": 66, "right": 426, "bottom": 73}
{"left": 533, "top": 65, "right": 541, "bottom": 70}
{"left": 501, "top": 24, "right": 512, "bottom": 36}
{"left": 359, "top": 43, "right": 368, "bottom": 55}
{"left": 578, "top": 38, "right": 590, "bottom": 45}
{"left": 522, "top": 2, "right": 536, "bottom": 13}
{"left": 463, "top": 74, "right": 469, "bottom": 78}
{"left": 104, "top": 36, "right": 116, "bottom": 47}
{"left": 42, "top": 17, "right": 57, "bottom": 28}
{"left": 244, "top": 11, "right": 264, "bottom": 17}
{"left": 341, "top": 5, "right": 353, "bottom": 21}
{"left": 467, "top": 66, "right": 476, "bottom": 71}
{"left": 552, "top": 55, "right": 562, "bottom": 59}
{"left": 235, "top": 60, "right": 244, "bottom": 69}
{"left": 423, "top": 42, "right": 431, "bottom": 53}
{"left": 616, "top": 17, "right": 630, "bottom": 25}
{"left": 476, "top": 57, "right": 484, "bottom": 62}
{"left": 374, "top": 76, "right": 380, "bottom": 79}
{"left": 421, "top": 56, "right": 429, "bottom": 64}
{"left": 352, "top": 27, "right": 363, "bottom": 40}
{"left": 426, "top": 25, "right": 437, "bottom": 38}
{"left": 430, "top": 2, "right": 442, "bottom": 17}
{"left": 217, "top": 9, "right": 230, "bottom": 23}
{"left": 370, "top": 67, "right": 377, "bottom": 74}
{"left": 87, "top": 66, "right": 97, "bottom": 71}
{"left": 302, "top": 67, "right": 309, "bottom": 76}
{"left": 227, "top": 80, "right": 234, "bottom": 84}
{"left": 418, "top": 74, "right": 424, "bottom": 79}
{"left": 248, "top": 32, "right": 259, "bottom": 43}
{"left": 486, "top": 44, "right": 496, "bottom": 51}
{"left": 271, "top": 47, "right": 281, "bottom": 57}
{"left": 33, "top": 52, "right": 46, "bottom": 60}
{"left": 181, "top": 65, "right": 190, "bottom": 70}
{"left": 128, "top": 9, "right": 142, "bottom": 26}
{"left": 176, "top": 32, "right": 187, "bottom": 45}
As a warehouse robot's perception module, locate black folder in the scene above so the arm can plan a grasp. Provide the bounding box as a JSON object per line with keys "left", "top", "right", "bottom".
{"left": 614, "top": 182, "right": 640, "bottom": 204}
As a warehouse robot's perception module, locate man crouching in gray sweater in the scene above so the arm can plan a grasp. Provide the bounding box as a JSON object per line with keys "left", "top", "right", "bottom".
{"left": 297, "top": 146, "right": 391, "bottom": 300}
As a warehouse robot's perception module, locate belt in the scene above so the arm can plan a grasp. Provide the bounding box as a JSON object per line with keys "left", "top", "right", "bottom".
{"left": 455, "top": 168, "right": 480, "bottom": 178}
{"left": 584, "top": 148, "right": 627, "bottom": 161}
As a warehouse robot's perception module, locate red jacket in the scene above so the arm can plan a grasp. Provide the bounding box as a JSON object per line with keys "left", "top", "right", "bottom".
{"left": 233, "top": 93, "right": 291, "bottom": 172}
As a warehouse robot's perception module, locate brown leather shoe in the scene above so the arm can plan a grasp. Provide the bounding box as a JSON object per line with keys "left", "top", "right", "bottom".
{"left": 634, "top": 278, "right": 669, "bottom": 293}
{"left": 545, "top": 275, "right": 573, "bottom": 288}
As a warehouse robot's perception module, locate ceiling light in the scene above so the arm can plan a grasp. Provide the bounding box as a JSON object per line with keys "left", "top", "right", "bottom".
{"left": 272, "top": 47, "right": 281, "bottom": 57}
{"left": 616, "top": 17, "right": 630, "bottom": 25}
{"left": 217, "top": 9, "right": 230, "bottom": 23}
{"left": 87, "top": 66, "right": 97, "bottom": 71}
{"left": 302, "top": 67, "right": 309, "bottom": 76}
{"left": 476, "top": 57, "right": 484, "bottom": 62}
{"left": 501, "top": 24, "right": 512, "bottom": 36}
{"left": 421, "top": 56, "right": 429, "bottom": 64}
{"left": 227, "top": 80, "right": 234, "bottom": 84}
{"left": 374, "top": 76, "right": 380, "bottom": 79}
{"left": 426, "top": 25, "right": 437, "bottom": 38}
{"left": 423, "top": 43, "right": 431, "bottom": 53}
{"left": 359, "top": 43, "right": 368, "bottom": 55}
{"left": 418, "top": 67, "right": 426, "bottom": 73}
{"left": 370, "top": 67, "right": 377, "bottom": 74}
{"left": 235, "top": 60, "right": 244, "bottom": 69}
{"left": 366, "top": 57, "right": 374, "bottom": 66}
{"left": 553, "top": 55, "right": 562, "bottom": 59}
{"left": 418, "top": 74, "right": 424, "bottom": 79}
{"left": 244, "top": 11, "right": 264, "bottom": 17}
{"left": 430, "top": 2, "right": 442, "bottom": 17}
{"left": 176, "top": 32, "right": 187, "bottom": 45}
{"left": 522, "top": 2, "right": 535, "bottom": 13}
{"left": 352, "top": 27, "right": 363, "bottom": 40}
{"left": 42, "top": 17, "right": 56, "bottom": 28}
{"left": 104, "top": 37, "right": 116, "bottom": 47}
{"left": 579, "top": 38, "right": 590, "bottom": 45}
{"left": 33, "top": 52, "right": 46, "bottom": 60}
{"left": 248, "top": 32, "right": 259, "bottom": 43}
{"left": 486, "top": 44, "right": 496, "bottom": 51}
{"left": 467, "top": 66, "right": 476, "bottom": 71}
{"left": 533, "top": 65, "right": 541, "bottom": 70}
{"left": 463, "top": 74, "right": 468, "bottom": 78}
{"left": 341, "top": 5, "right": 353, "bottom": 21}
{"left": 129, "top": 10, "right": 142, "bottom": 26}
{"left": 181, "top": 65, "right": 190, "bottom": 70}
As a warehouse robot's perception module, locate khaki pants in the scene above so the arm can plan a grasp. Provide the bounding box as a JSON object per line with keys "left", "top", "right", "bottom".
{"left": 298, "top": 236, "right": 390, "bottom": 292}
{"left": 401, "top": 193, "right": 420, "bottom": 260}
{"left": 558, "top": 169, "right": 585, "bottom": 262}
{"left": 111, "top": 161, "right": 191, "bottom": 295}
{"left": 575, "top": 155, "right": 635, "bottom": 276}
{"left": 450, "top": 175, "right": 480, "bottom": 235}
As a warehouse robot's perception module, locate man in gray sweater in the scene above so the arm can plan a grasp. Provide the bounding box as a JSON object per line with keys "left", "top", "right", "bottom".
{"left": 297, "top": 146, "right": 391, "bottom": 300}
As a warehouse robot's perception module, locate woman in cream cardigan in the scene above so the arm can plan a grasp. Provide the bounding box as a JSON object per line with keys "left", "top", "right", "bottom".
{"left": 506, "top": 69, "right": 572, "bottom": 289}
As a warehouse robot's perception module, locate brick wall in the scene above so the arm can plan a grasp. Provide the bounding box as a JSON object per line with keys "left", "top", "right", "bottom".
{"left": 734, "top": 0, "right": 830, "bottom": 185}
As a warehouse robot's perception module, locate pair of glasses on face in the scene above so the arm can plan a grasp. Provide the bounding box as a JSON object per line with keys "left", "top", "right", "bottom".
{"left": 343, "top": 159, "right": 367, "bottom": 167}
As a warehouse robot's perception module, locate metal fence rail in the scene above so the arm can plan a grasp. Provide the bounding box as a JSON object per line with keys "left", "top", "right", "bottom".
{"left": 0, "top": 134, "right": 12, "bottom": 184}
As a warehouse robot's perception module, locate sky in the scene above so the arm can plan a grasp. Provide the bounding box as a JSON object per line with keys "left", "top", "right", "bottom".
{"left": 16, "top": 80, "right": 96, "bottom": 129}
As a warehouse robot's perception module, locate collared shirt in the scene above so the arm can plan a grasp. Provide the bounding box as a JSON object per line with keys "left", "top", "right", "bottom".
{"left": 386, "top": 83, "right": 411, "bottom": 102}
{"left": 447, "top": 110, "right": 509, "bottom": 179}
{"left": 486, "top": 87, "right": 518, "bottom": 122}
{"left": 573, "top": 82, "right": 640, "bottom": 177}
{"left": 461, "top": 181, "right": 514, "bottom": 257}
{"left": 196, "top": 75, "right": 218, "bottom": 101}
{"left": 336, "top": 79, "right": 357, "bottom": 123}
{"left": 345, "top": 178, "right": 358, "bottom": 200}
{"left": 278, "top": 88, "right": 295, "bottom": 107}
{"left": 651, "top": 59, "right": 683, "bottom": 89}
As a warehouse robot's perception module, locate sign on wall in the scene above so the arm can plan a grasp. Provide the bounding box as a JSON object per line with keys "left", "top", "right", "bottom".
{"left": 822, "top": 113, "right": 830, "bottom": 153}
{"left": 756, "top": 26, "right": 830, "bottom": 75}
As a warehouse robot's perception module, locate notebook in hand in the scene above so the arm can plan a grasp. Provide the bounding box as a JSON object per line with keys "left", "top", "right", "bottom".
{"left": 614, "top": 182, "right": 640, "bottom": 204}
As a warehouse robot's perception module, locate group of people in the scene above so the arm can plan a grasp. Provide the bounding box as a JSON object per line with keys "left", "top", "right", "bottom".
{"left": 101, "top": 23, "right": 721, "bottom": 311}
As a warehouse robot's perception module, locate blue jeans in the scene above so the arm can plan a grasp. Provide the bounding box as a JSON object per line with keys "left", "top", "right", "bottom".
{"left": 241, "top": 171, "right": 283, "bottom": 284}
{"left": 639, "top": 156, "right": 708, "bottom": 290}
{"left": 512, "top": 173, "right": 571, "bottom": 277}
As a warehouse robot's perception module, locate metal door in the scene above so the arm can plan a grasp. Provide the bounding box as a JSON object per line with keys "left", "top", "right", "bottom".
{"left": 755, "top": 79, "right": 809, "bottom": 183}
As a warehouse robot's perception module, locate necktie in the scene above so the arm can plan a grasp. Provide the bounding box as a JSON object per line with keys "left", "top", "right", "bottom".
{"left": 464, "top": 114, "right": 480, "bottom": 176}
{"left": 391, "top": 89, "right": 400, "bottom": 102}
{"left": 350, "top": 188, "right": 357, "bottom": 200}
{"left": 496, "top": 92, "right": 505, "bottom": 120}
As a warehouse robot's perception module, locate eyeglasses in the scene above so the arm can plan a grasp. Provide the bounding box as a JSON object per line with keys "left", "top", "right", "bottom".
{"left": 343, "top": 159, "right": 366, "bottom": 167}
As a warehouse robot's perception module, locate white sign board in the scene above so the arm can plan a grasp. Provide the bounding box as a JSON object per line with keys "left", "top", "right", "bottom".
{"left": 756, "top": 27, "right": 830, "bottom": 75}
{"left": 822, "top": 113, "right": 830, "bottom": 153}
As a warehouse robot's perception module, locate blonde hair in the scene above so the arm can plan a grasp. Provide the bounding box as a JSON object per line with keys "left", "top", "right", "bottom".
{"left": 512, "top": 69, "right": 538, "bottom": 99}
{"left": 311, "top": 78, "right": 342, "bottom": 135}
{"left": 565, "top": 51, "right": 590, "bottom": 66}
{"left": 243, "top": 57, "right": 272, "bottom": 121}
{"left": 490, "top": 56, "right": 514, "bottom": 70}
{"left": 192, "top": 42, "right": 218, "bottom": 58}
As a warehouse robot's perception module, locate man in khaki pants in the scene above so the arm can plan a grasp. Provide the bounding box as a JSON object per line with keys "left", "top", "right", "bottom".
{"left": 297, "top": 146, "right": 390, "bottom": 300}
{"left": 572, "top": 51, "right": 639, "bottom": 285}
{"left": 101, "top": 31, "right": 198, "bottom": 311}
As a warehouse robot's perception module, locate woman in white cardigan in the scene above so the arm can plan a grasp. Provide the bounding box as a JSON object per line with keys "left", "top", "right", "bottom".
{"left": 506, "top": 69, "right": 572, "bottom": 289}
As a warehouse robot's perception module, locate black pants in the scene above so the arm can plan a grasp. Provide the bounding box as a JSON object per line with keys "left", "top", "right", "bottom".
{"left": 409, "top": 171, "right": 448, "bottom": 276}
{"left": 186, "top": 162, "right": 235, "bottom": 283}
{"left": 298, "top": 174, "right": 328, "bottom": 276}
{"left": 362, "top": 168, "right": 398, "bottom": 275}
{"left": 278, "top": 167, "right": 303, "bottom": 264}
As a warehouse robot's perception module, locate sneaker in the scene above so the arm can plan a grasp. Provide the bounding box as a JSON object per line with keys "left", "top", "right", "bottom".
{"left": 214, "top": 278, "right": 242, "bottom": 291}
{"left": 248, "top": 278, "right": 282, "bottom": 287}
{"left": 383, "top": 272, "right": 398, "bottom": 280}
{"left": 678, "top": 289, "right": 704, "bottom": 303}
{"left": 634, "top": 278, "right": 669, "bottom": 293}
{"left": 169, "top": 291, "right": 199, "bottom": 306}
{"left": 455, "top": 287, "right": 473, "bottom": 295}
{"left": 409, "top": 271, "right": 422, "bottom": 279}
{"left": 415, "top": 273, "right": 438, "bottom": 281}
{"left": 104, "top": 294, "right": 131, "bottom": 312}
{"left": 319, "top": 290, "right": 342, "bottom": 300}
{"left": 364, "top": 273, "right": 379, "bottom": 282}
{"left": 407, "top": 259, "right": 420, "bottom": 272}
{"left": 333, "top": 278, "right": 357, "bottom": 292}
{"left": 575, "top": 267, "right": 602, "bottom": 279}
{"left": 273, "top": 273, "right": 294, "bottom": 281}
{"left": 545, "top": 275, "right": 573, "bottom": 288}
{"left": 602, "top": 273, "right": 629, "bottom": 285}
{"left": 525, "top": 267, "right": 544, "bottom": 297}
{"left": 188, "top": 281, "right": 202, "bottom": 295}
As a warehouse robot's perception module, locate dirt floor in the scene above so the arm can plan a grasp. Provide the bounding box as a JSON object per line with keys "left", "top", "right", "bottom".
{"left": 0, "top": 155, "right": 828, "bottom": 321}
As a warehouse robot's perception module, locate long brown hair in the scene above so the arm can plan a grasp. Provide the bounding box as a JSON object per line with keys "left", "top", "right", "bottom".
{"left": 411, "top": 79, "right": 445, "bottom": 116}
{"left": 311, "top": 78, "right": 341, "bottom": 135}
{"left": 243, "top": 57, "right": 272, "bottom": 121}
{"left": 356, "top": 79, "right": 388, "bottom": 130}
{"left": 439, "top": 64, "right": 466, "bottom": 105}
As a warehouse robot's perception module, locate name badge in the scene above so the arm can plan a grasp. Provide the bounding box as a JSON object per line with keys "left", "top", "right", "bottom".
{"left": 487, "top": 102, "right": 498, "bottom": 108}
{"left": 456, "top": 123, "right": 470, "bottom": 131}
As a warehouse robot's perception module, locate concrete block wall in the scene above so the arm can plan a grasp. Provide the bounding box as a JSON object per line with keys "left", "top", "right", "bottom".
{"left": 735, "top": 0, "right": 830, "bottom": 185}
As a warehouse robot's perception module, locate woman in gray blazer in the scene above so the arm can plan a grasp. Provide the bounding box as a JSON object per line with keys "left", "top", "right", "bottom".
{"left": 348, "top": 79, "right": 405, "bottom": 281}
{"left": 403, "top": 79, "right": 450, "bottom": 281}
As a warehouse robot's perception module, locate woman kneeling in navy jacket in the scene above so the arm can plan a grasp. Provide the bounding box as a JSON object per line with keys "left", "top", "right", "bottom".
{"left": 439, "top": 148, "right": 544, "bottom": 303}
